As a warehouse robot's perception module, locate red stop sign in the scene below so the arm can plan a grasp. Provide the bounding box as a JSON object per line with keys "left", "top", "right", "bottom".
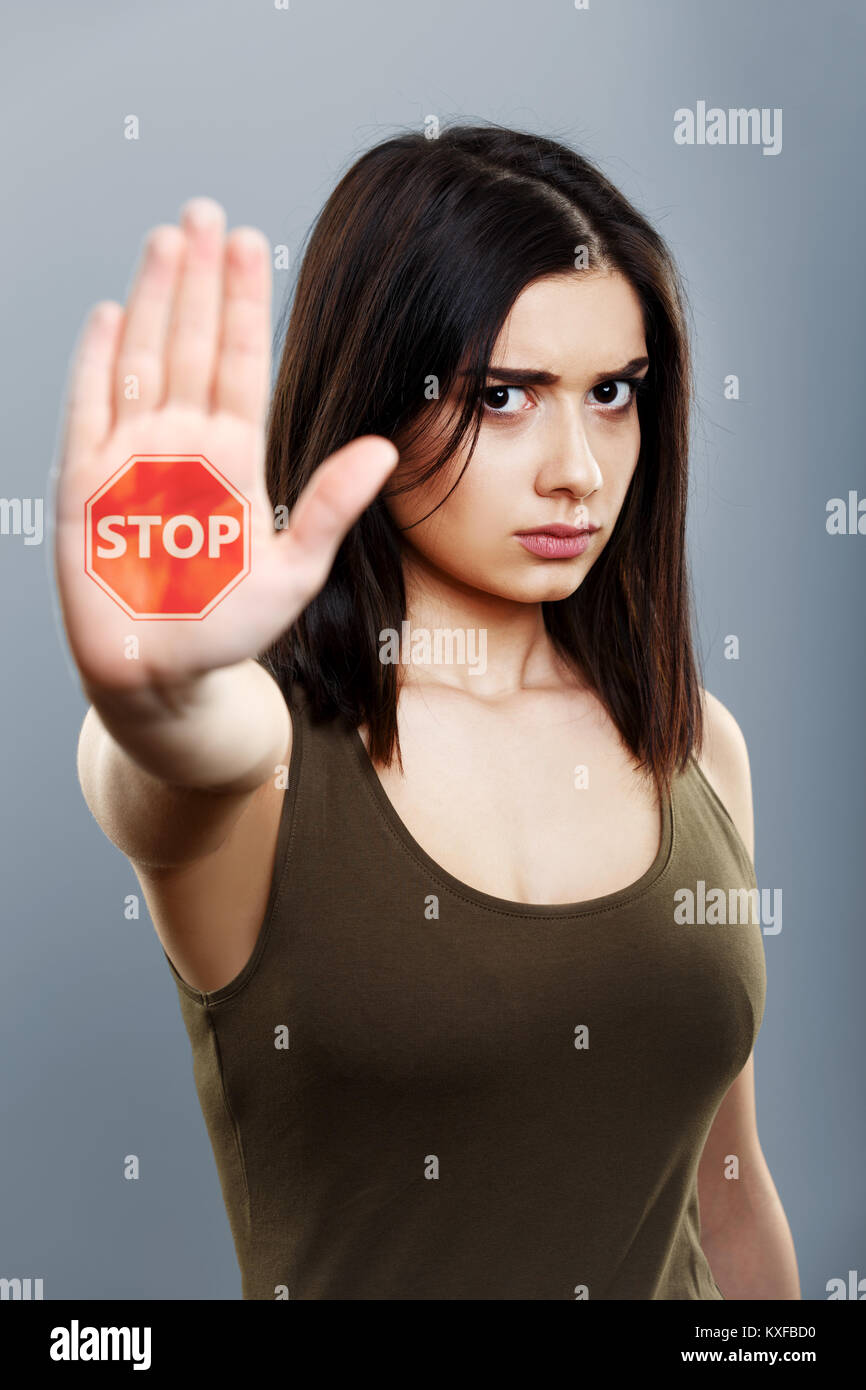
{"left": 85, "top": 454, "right": 250, "bottom": 619}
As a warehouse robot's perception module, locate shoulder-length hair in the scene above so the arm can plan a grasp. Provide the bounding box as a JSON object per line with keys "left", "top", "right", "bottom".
{"left": 261, "top": 123, "right": 703, "bottom": 795}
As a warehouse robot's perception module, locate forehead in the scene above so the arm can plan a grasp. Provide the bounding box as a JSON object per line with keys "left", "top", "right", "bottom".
{"left": 493, "top": 271, "right": 646, "bottom": 373}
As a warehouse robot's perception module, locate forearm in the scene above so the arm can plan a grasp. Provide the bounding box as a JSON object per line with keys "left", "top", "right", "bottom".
{"left": 81, "top": 657, "right": 289, "bottom": 793}
{"left": 701, "top": 1172, "right": 801, "bottom": 1300}
{"left": 77, "top": 658, "right": 292, "bottom": 868}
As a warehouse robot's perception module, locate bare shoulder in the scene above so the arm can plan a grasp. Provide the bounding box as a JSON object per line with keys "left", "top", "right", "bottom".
{"left": 696, "top": 689, "right": 755, "bottom": 860}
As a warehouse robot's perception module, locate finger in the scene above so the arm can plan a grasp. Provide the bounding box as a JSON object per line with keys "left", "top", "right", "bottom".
{"left": 164, "top": 198, "right": 226, "bottom": 409}
{"left": 62, "top": 301, "right": 125, "bottom": 462}
{"left": 212, "top": 227, "right": 272, "bottom": 423}
{"left": 114, "top": 224, "right": 185, "bottom": 420}
{"left": 278, "top": 436, "right": 399, "bottom": 590}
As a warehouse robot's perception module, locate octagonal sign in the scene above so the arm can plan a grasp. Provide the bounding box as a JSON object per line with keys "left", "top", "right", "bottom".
{"left": 85, "top": 454, "right": 250, "bottom": 619}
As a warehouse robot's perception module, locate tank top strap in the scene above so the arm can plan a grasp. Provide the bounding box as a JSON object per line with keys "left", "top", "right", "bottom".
{"left": 283, "top": 677, "right": 373, "bottom": 828}
{"left": 679, "top": 751, "right": 757, "bottom": 887}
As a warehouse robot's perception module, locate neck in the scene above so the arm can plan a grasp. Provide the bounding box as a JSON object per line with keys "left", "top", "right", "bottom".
{"left": 395, "top": 549, "right": 583, "bottom": 699}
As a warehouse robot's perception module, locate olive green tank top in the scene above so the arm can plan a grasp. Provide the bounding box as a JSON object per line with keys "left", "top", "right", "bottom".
{"left": 164, "top": 681, "right": 767, "bottom": 1300}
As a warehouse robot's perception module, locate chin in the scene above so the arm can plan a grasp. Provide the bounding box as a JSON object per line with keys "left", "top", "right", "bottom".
{"left": 473, "top": 572, "right": 588, "bottom": 605}
{"left": 517, "top": 569, "right": 589, "bottom": 603}
{"left": 538, "top": 580, "right": 587, "bottom": 603}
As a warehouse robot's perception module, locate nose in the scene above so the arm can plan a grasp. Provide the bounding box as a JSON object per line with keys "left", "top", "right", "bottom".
{"left": 533, "top": 399, "right": 603, "bottom": 503}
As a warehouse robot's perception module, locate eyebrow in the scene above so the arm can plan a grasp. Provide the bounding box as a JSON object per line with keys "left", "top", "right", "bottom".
{"left": 461, "top": 356, "right": 650, "bottom": 386}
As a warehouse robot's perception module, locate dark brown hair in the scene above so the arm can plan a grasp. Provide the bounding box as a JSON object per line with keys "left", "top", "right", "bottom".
{"left": 261, "top": 123, "right": 704, "bottom": 796}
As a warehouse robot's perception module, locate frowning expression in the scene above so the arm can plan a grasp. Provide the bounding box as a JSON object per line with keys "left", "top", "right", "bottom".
{"left": 386, "top": 269, "right": 649, "bottom": 603}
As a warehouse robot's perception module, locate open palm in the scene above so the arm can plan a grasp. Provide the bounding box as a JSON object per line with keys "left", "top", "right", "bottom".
{"left": 53, "top": 198, "right": 397, "bottom": 692}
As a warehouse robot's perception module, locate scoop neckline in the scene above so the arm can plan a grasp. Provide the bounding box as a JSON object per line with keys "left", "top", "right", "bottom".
{"left": 346, "top": 722, "right": 676, "bottom": 919}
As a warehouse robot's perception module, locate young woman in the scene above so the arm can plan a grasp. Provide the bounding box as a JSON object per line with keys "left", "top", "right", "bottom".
{"left": 55, "top": 125, "right": 799, "bottom": 1300}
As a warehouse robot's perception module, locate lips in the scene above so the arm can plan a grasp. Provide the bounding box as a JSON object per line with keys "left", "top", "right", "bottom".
{"left": 515, "top": 523, "right": 598, "bottom": 538}
{"left": 514, "top": 525, "right": 597, "bottom": 560}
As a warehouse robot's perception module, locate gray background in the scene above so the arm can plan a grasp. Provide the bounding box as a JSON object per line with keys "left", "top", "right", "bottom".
{"left": 1, "top": 0, "right": 863, "bottom": 1299}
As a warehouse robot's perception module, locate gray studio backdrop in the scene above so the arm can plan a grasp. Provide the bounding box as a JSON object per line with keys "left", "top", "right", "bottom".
{"left": 1, "top": 0, "right": 863, "bottom": 1299}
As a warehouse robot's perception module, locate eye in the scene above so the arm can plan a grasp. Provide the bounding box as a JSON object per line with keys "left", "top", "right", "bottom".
{"left": 589, "top": 378, "right": 641, "bottom": 412}
{"left": 481, "top": 384, "right": 532, "bottom": 417}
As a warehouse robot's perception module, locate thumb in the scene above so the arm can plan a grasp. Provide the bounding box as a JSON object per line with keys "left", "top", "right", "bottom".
{"left": 277, "top": 433, "right": 399, "bottom": 579}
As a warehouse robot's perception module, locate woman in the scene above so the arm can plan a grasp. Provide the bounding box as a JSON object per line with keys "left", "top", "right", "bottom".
{"left": 55, "top": 124, "right": 799, "bottom": 1300}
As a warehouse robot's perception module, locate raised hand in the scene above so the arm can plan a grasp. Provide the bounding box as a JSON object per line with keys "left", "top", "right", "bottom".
{"left": 53, "top": 197, "right": 397, "bottom": 694}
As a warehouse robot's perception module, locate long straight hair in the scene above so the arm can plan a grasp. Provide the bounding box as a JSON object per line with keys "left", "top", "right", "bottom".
{"left": 261, "top": 123, "right": 704, "bottom": 796}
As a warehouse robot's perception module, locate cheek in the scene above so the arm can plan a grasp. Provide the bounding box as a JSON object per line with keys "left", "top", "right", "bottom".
{"left": 387, "top": 449, "right": 503, "bottom": 551}
{"left": 599, "top": 415, "right": 641, "bottom": 479}
{"left": 433, "top": 458, "right": 516, "bottom": 553}
{"left": 415, "top": 488, "right": 495, "bottom": 567}
{"left": 580, "top": 422, "right": 640, "bottom": 513}
{"left": 399, "top": 477, "right": 511, "bottom": 586}
{"left": 383, "top": 470, "right": 447, "bottom": 534}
